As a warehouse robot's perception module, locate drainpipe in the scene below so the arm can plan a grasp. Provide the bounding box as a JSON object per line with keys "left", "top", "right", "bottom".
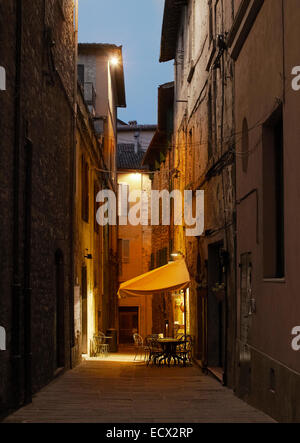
{"left": 23, "top": 138, "right": 33, "bottom": 404}
{"left": 11, "top": 0, "right": 23, "bottom": 408}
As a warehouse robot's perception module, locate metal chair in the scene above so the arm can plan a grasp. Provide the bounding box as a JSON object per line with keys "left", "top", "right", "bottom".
{"left": 147, "top": 337, "right": 163, "bottom": 366}
{"left": 133, "top": 333, "right": 144, "bottom": 361}
{"left": 93, "top": 332, "right": 109, "bottom": 357}
{"left": 143, "top": 335, "right": 152, "bottom": 362}
{"left": 176, "top": 335, "right": 194, "bottom": 366}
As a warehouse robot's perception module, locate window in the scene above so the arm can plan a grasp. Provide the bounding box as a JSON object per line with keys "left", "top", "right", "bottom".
{"left": 262, "top": 107, "right": 284, "bottom": 278}
{"left": 162, "top": 248, "right": 168, "bottom": 266}
{"left": 150, "top": 253, "right": 155, "bottom": 271}
{"left": 77, "top": 64, "right": 84, "bottom": 87}
{"left": 81, "top": 155, "right": 89, "bottom": 223}
{"left": 156, "top": 248, "right": 168, "bottom": 268}
{"left": 119, "top": 239, "right": 130, "bottom": 264}
{"left": 156, "top": 250, "right": 160, "bottom": 268}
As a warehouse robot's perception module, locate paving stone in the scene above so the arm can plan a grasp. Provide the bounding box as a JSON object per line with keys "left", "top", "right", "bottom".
{"left": 3, "top": 354, "right": 275, "bottom": 423}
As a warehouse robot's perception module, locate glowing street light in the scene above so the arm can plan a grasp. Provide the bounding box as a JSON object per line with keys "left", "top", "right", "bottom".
{"left": 110, "top": 56, "right": 119, "bottom": 67}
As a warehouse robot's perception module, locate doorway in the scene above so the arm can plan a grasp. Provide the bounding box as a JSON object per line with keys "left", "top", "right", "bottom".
{"left": 119, "top": 307, "right": 139, "bottom": 344}
{"left": 207, "top": 242, "right": 226, "bottom": 374}
{"left": 237, "top": 252, "right": 252, "bottom": 397}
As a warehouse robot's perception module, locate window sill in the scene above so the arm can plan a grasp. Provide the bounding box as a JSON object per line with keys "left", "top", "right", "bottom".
{"left": 263, "top": 278, "right": 286, "bottom": 284}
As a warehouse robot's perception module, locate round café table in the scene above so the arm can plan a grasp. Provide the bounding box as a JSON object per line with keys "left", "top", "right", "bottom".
{"left": 156, "top": 338, "right": 187, "bottom": 367}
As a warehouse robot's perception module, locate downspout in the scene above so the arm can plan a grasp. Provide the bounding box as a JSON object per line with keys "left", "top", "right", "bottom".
{"left": 23, "top": 138, "right": 33, "bottom": 404}
{"left": 11, "top": 0, "right": 23, "bottom": 408}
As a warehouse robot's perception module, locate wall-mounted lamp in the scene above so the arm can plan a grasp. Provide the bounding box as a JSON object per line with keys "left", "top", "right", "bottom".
{"left": 170, "top": 251, "right": 184, "bottom": 260}
{"left": 110, "top": 57, "right": 119, "bottom": 67}
{"left": 84, "top": 249, "right": 93, "bottom": 260}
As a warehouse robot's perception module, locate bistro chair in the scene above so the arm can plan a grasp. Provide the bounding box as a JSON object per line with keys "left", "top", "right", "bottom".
{"left": 177, "top": 335, "right": 194, "bottom": 366}
{"left": 143, "top": 335, "right": 153, "bottom": 362}
{"left": 147, "top": 337, "right": 163, "bottom": 366}
{"left": 133, "top": 333, "right": 144, "bottom": 361}
{"left": 93, "top": 332, "right": 109, "bottom": 357}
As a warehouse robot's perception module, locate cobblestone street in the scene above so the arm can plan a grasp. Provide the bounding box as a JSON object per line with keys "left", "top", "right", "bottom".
{"left": 3, "top": 352, "right": 275, "bottom": 423}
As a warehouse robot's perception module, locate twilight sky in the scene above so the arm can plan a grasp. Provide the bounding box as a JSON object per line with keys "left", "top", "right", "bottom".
{"left": 78, "top": 0, "right": 173, "bottom": 125}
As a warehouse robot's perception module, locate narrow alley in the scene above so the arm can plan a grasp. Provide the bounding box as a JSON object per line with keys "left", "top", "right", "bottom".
{"left": 1, "top": 0, "right": 300, "bottom": 426}
{"left": 4, "top": 351, "right": 273, "bottom": 423}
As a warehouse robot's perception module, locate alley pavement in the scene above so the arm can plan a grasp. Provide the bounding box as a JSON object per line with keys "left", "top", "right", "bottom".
{"left": 3, "top": 350, "right": 275, "bottom": 423}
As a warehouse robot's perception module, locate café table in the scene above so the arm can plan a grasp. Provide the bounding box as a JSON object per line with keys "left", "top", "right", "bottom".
{"left": 156, "top": 338, "right": 187, "bottom": 367}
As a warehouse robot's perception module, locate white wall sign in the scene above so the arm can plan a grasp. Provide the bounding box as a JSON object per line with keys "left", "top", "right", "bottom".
{"left": 0, "top": 66, "right": 6, "bottom": 91}
{"left": 0, "top": 326, "right": 6, "bottom": 351}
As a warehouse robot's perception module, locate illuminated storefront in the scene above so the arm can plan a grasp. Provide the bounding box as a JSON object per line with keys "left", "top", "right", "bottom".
{"left": 172, "top": 288, "right": 190, "bottom": 337}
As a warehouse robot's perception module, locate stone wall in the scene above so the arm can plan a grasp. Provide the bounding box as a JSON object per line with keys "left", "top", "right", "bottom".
{"left": 0, "top": 0, "right": 76, "bottom": 414}
{"left": 151, "top": 0, "right": 236, "bottom": 381}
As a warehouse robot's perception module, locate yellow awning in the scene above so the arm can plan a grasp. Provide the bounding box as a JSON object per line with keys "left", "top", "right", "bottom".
{"left": 118, "top": 258, "right": 190, "bottom": 298}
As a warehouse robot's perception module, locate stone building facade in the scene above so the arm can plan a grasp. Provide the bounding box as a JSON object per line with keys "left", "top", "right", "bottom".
{"left": 117, "top": 121, "right": 157, "bottom": 153}
{"left": 146, "top": 0, "right": 236, "bottom": 384}
{"left": 0, "top": 0, "right": 77, "bottom": 414}
{"left": 74, "top": 83, "right": 104, "bottom": 360}
{"left": 77, "top": 43, "right": 126, "bottom": 354}
{"left": 228, "top": 0, "right": 300, "bottom": 422}
{"left": 147, "top": 0, "right": 300, "bottom": 422}
{"left": 117, "top": 144, "right": 153, "bottom": 343}
{"left": 143, "top": 82, "right": 175, "bottom": 336}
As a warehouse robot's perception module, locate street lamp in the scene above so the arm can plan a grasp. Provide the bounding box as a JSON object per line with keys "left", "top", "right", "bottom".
{"left": 110, "top": 56, "right": 119, "bottom": 67}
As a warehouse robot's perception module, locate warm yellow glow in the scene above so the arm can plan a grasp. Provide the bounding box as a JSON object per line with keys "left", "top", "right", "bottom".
{"left": 131, "top": 172, "right": 141, "bottom": 180}
{"left": 110, "top": 57, "right": 119, "bottom": 67}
